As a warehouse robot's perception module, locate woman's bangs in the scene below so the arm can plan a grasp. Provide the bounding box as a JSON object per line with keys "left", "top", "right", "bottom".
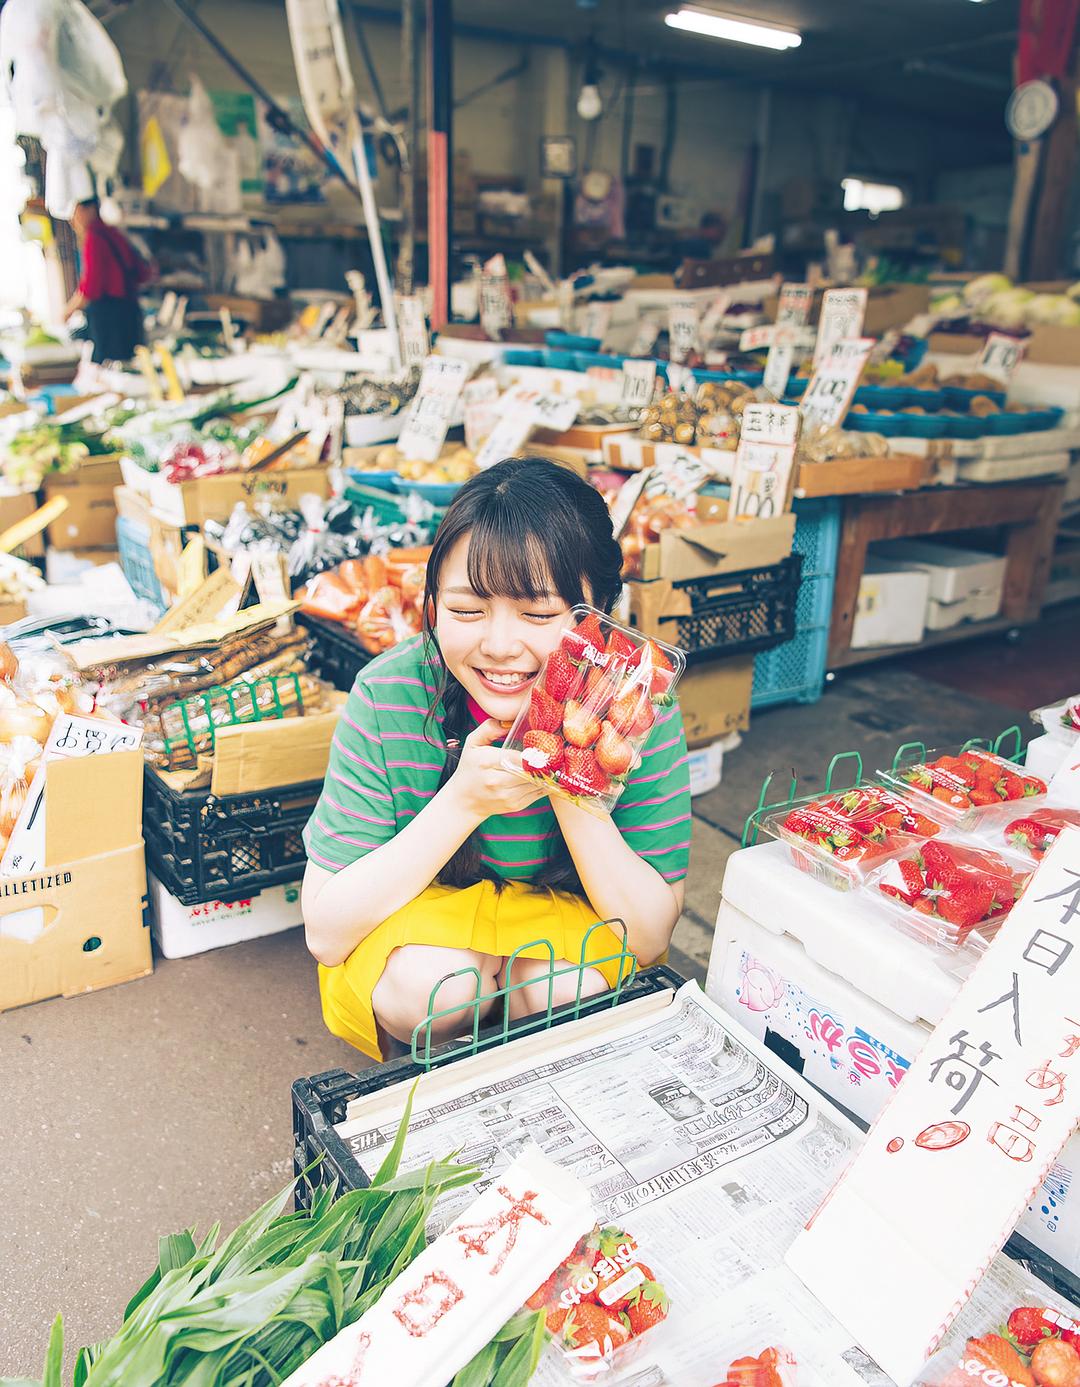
{"left": 466, "top": 510, "right": 578, "bottom": 604}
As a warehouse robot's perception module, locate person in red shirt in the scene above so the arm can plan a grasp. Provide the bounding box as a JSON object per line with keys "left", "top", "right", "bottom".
{"left": 63, "top": 198, "right": 153, "bottom": 363}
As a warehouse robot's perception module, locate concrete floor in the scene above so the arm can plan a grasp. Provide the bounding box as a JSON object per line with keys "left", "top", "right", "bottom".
{"left": 2, "top": 617, "right": 1076, "bottom": 1378}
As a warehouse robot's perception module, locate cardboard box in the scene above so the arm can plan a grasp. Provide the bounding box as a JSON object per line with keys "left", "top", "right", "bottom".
{"left": 534, "top": 421, "right": 637, "bottom": 459}
{"left": 793, "top": 454, "right": 927, "bottom": 498}
{"left": 209, "top": 704, "right": 342, "bottom": 797}
{"left": 926, "top": 331, "right": 986, "bottom": 356}
{"left": 640, "top": 513, "right": 795, "bottom": 583}
{"left": 149, "top": 873, "right": 303, "bottom": 959}
{"left": 676, "top": 657, "right": 754, "bottom": 744}
{"left": 0, "top": 599, "right": 27, "bottom": 627}
{"left": 0, "top": 751, "right": 150, "bottom": 1013}
{"left": 205, "top": 294, "right": 295, "bottom": 333}
{"left": 602, "top": 435, "right": 737, "bottom": 477}
{"left": 118, "top": 457, "right": 332, "bottom": 529}
{"left": 851, "top": 558, "right": 930, "bottom": 649}
{"left": 0, "top": 489, "right": 45, "bottom": 558}
{"left": 43, "top": 454, "right": 124, "bottom": 549}
{"left": 1026, "top": 325, "right": 1080, "bottom": 366}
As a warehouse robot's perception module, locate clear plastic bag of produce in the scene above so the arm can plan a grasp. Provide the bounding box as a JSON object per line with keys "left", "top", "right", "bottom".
{"left": 917, "top": 1302, "right": 1080, "bottom": 1386}
{"left": 760, "top": 784, "right": 947, "bottom": 892}
{"left": 867, "top": 836, "right": 1031, "bottom": 950}
{"left": 878, "top": 747, "right": 1048, "bottom": 830}
{"left": 965, "top": 802, "right": 1080, "bottom": 867}
{"left": 501, "top": 605, "right": 685, "bottom": 816}
{"left": 521, "top": 1223, "right": 671, "bottom": 1383}
{"left": 1030, "top": 693, "right": 1080, "bottom": 746}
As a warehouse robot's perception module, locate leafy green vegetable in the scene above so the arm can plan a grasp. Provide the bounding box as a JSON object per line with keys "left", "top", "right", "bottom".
{"left": 3, "top": 1097, "right": 548, "bottom": 1387}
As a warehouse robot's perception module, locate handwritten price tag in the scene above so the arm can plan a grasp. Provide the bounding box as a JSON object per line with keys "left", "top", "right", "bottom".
{"left": 396, "top": 294, "right": 429, "bottom": 367}
{"left": 667, "top": 299, "right": 699, "bottom": 364}
{"left": 800, "top": 337, "right": 874, "bottom": 431}
{"left": 812, "top": 287, "right": 868, "bottom": 370}
{"left": 396, "top": 356, "right": 470, "bottom": 462}
{"left": 479, "top": 274, "right": 513, "bottom": 340}
{"left": 620, "top": 359, "right": 657, "bottom": 408}
{"left": 728, "top": 403, "right": 800, "bottom": 519}
{"left": 978, "top": 332, "right": 1025, "bottom": 385}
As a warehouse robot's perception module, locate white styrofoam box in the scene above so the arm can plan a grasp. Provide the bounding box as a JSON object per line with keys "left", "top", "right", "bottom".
{"left": 924, "top": 585, "right": 1003, "bottom": 631}
{"left": 1026, "top": 732, "right": 1074, "bottom": 781}
{"left": 149, "top": 873, "right": 304, "bottom": 959}
{"left": 851, "top": 558, "right": 930, "bottom": 649}
{"left": 687, "top": 739, "right": 724, "bottom": 797}
{"left": 871, "top": 538, "right": 1007, "bottom": 604}
{"left": 958, "top": 451, "right": 1071, "bottom": 484}
{"left": 26, "top": 563, "right": 156, "bottom": 631}
{"left": 705, "top": 840, "right": 1080, "bottom": 1272}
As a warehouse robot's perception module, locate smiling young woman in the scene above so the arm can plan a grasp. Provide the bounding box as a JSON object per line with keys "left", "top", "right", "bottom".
{"left": 301, "top": 457, "right": 691, "bottom": 1060}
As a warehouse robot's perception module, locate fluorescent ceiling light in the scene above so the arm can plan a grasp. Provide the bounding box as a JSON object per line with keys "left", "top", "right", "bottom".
{"left": 665, "top": 8, "right": 802, "bottom": 50}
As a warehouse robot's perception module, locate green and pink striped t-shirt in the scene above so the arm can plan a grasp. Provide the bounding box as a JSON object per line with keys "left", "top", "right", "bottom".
{"left": 303, "top": 635, "right": 692, "bottom": 885}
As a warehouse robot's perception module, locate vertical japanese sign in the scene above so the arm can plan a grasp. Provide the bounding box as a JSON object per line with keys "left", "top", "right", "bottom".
{"left": 396, "top": 356, "right": 470, "bottom": 462}
{"left": 799, "top": 337, "right": 874, "bottom": 433}
{"left": 479, "top": 256, "right": 513, "bottom": 340}
{"left": 728, "top": 403, "right": 800, "bottom": 518}
{"left": 620, "top": 358, "right": 657, "bottom": 409}
{"left": 581, "top": 300, "right": 614, "bottom": 343}
{"left": 786, "top": 828, "right": 1080, "bottom": 1387}
{"left": 667, "top": 298, "right": 700, "bottom": 364}
{"left": 812, "top": 286, "right": 868, "bottom": 370}
{"left": 978, "top": 332, "right": 1025, "bottom": 386}
{"left": 396, "top": 294, "right": 430, "bottom": 368}
{"left": 763, "top": 283, "right": 813, "bottom": 399}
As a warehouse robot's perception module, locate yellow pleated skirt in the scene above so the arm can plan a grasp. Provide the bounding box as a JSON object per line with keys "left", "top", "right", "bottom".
{"left": 317, "top": 880, "right": 632, "bottom": 1062}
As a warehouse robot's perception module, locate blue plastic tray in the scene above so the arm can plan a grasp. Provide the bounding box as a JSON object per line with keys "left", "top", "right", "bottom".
{"left": 936, "top": 415, "right": 986, "bottom": 440}
{"left": 345, "top": 468, "right": 402, "bottom": 491}
{"left": 941, "top": 385, "right": 1007, "bottom": 411}
{"left": 392, "top": 478, "right": 463, "bottom": 504}
{"left": 502, "top": 348, "right": 545, "bottom": 367}
{"left": 546, "top": 331, "right": 602, "bottom": 352}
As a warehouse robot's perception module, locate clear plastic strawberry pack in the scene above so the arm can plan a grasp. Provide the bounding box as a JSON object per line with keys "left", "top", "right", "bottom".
{"left": 878, "top": 747, "right": 1047, "bottom": 829}
{"left": 502, "top": 606, "right": 685, "bottom": 816}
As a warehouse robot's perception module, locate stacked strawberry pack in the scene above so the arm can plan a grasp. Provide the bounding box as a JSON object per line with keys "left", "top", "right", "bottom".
{"left": 871, "top": 838, "right": 1032, "bottom": 948}
{"left": 502, "top": 606, "right": 685, "bottom": 816}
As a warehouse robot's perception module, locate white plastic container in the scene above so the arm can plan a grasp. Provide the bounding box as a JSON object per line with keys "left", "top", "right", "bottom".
{"left": 851, "top": 558, "right": 929, "bottom": 648}
{"left": 704, "top": 839, "right": 1080, "bottom": 1275}
{"left": 871, "top": 538, "right": 1007, "bottom": 605}
{"left": 687, "top": 739, "right": 724, "bottom": 797}
{"left": 149, "top": 873, "right": 303, "bottom": 959}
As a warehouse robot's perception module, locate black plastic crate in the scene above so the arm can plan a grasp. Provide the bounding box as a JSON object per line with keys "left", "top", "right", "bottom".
{"left": 297, "top": 613, "right": 372, "bottom": 692}
{"left": 658, "top": 554, "right": 804, "bottom": 664}
{"left": 144, "top": 766, "right": 321, "bottom": 906}
{"left": 291, "top": 963, "right": 686, "bottom": 1211}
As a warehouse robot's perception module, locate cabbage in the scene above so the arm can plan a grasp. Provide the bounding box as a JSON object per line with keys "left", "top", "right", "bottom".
{"left": 984, "top": 288, "right": 1034, "bottom": 330}
{"left": 964, "top": 273, "right": 1012, "bottom": 307}
{"left": 1025, "top": 293, "right": 1080, "bottom": 327}
{"left": 931, "top": 293, "right": 965, "bottom": 318}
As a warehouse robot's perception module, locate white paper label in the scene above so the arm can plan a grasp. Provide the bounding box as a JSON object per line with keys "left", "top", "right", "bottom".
{"left": 812, "top": 287, "right": 868, "bottom": 369}
{"left": 396, "top": 294, "right": 429, "bottom": 367}
{"left": 800, "top": 337, "right": 874, "bottom": 432}
{"left": 667, "top": 298, "right": 699, "bottom": 364}
{"left": 777, "top": 282, "right": 814, "bottom": 326}
{"left": 581, "top": 301, "right": 613, "bottom": 342}
{"left": 475, "top": 411, "right": 535, "bottom": 471}
{"left": 629, "top": 319, "right": 660, "bottom": 358}
{"left": 978, "top": 332, "right": 1025, "bottom": 384}
{"left": 698, "top": 291, "right": 732, "bottom": 346}
{"left": 787, "top": 828, "right": 1080, "bottom": 1387}
{"left": 479, "top": 274, "right": 513, "bottom": 339}
{"left": 462, "top": 376, "right": 500, "bottom": 452}
{"left": 763, "top": 342, "right": 796, "bottom": 400}
{"left": 728, "top": 402, "right": 800, "bottom": 519}
{"left": 762, "top": 282, "right": 814, "bottom": 400}
{"left": 396, "top": 355, "right": 470, "bottom": 462}
{"left": 620, "top": 358, "right": 657, "bottom": 408}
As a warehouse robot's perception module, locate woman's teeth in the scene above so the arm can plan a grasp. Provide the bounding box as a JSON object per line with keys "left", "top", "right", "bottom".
{"left": 480, "top": 670, "right": 533, "bottom": 688}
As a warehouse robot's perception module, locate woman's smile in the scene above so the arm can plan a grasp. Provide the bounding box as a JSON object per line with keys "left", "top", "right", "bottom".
{"left": 472, "top": 667, "right": 538, "bottom": 694}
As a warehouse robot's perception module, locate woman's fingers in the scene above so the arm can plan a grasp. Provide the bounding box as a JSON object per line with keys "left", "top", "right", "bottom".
{"left": 465, "top": 717, "right": 513, "bottom": 749}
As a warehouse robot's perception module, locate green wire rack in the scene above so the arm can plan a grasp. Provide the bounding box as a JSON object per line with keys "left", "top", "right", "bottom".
{"left": 409, "top": 918, "right": 638, "bottom": 1070}
{"left": 740, "top": 722, "right": 1025, "bottom": 847}
{"left": 162, "top": 671, "right": 306, "bottom": 765}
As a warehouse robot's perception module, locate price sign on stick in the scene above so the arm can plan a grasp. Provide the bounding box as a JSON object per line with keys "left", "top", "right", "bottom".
{"left": 395, "top": 294, "right": 429, "bottom": 367}
{"left": 667, "top": 298, "right": 699, "bottom": 364}
{"left": 787, "top": 828, "right": 1080, "bottom": 1387}
{"left": 978, "top": 333, "right": 1025, "bottom": 385}
{"left": 396, "top": 356, "right": 470, "bottom": 462}
{"left": 729, "top": 403, "right": 800, "bottom": 519}
{"left": 620, "top": 358, "right": 657, "bottom": 408}
{"left": 479, "top": 267, "right": 513, "bottom": 340}
{"left": 698, "top": 290, "right": 731, "bottom": 347}
{"left": 629, "top": 318, "right": 660, "bottom": 358}
{"left": 812, "top": 286, "right": 868, "bottom": 369}
{"left": 800, "top": 337, "right": 874, "bottom": 432}
{"left": 763, "top": 282, "right": 814, "bottom": 398}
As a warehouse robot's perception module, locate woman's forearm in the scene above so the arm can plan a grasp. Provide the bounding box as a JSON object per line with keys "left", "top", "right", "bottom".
{"left": 550, "top": 799, "right": 682, "bottom": 965}
{"left": 302, "top": 780, "right": 479, "bottom": 966}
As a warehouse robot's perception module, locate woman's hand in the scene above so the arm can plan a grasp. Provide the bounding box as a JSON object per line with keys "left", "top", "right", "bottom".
{"left": 445, "top": 718, "right": 546, "bottom": 822}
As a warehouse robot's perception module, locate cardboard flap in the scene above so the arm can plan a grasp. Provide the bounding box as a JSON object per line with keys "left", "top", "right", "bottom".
{"left": 209, "top": 701, "right": 343, "bottom": 797}
{"left": 655, "top": 513, "right": 795, "bottom": 581}
{"left": 45, "top": 751, "right": 144, "bottom": 864}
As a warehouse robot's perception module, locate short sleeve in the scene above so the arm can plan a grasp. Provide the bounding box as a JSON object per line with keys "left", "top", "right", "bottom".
{"left": 303, "top": 685, "right": 398, "bottom": 872}
{"left": 612, "top": 703, "right": 692, "bottom": 883}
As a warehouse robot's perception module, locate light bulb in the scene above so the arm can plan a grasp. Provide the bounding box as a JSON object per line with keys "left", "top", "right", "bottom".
{"left": 577, "top": 83, "right": 603, "bottom": 121}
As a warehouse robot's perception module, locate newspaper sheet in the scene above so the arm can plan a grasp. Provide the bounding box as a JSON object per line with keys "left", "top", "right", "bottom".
{"left": 334, "top": 981, "right": 1079, "bottom": 1386}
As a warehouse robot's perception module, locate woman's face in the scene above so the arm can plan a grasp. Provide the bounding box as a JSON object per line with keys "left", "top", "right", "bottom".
{"left": 434, "top": 533, "right": 574, "bottom": 721}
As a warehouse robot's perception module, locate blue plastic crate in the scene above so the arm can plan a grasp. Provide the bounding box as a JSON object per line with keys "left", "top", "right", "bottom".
{"left": 752, "top": 498, "right": 841, "bottom": 708}
{"left": 116, "top": 515, "right": 167, "bottom": 614}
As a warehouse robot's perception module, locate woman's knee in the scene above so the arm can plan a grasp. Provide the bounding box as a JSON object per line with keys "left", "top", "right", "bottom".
{"left": 505, "top": 959, "right": 609, "bottom": 1019}
{"left": 373, "top": 945, "right": 500, "bottom": 1038}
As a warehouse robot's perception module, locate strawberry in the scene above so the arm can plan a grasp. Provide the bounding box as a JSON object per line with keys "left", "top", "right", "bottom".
{"left": 632, "top": 640, "right": 676, "bottom": 699}
{"left": 596, "top": 722, "right": 633, "bottom": 777}
{"left": 899, "top": 858, "right": 925, "bottom": 898}
{"left": 1000, "top": 770, "right": 1027, "bottom": 801}
{"left": 563, "top": 613, "right": 606, "bottom": 663}
{"left": 608, "top": 685, "right": 655, "bottom": 739}
{"left": 545, "top": 1304, "right": 571, "bottom": 1334}
{"left": 921, "top": 840, "right": 963, "bottom": 886}
{"left": 529, "top": 685, "right": 564, "bottom": 734}
{"left": 583, "top": 664, "right": 620, "bottom": 715}
{"left": 933, "top": 785, "right": 970, "bottom": 808}
{"left": 1030, "top": 1337, "right": 1080, "bottom": 1387}
{"left": 937, "top": 880, "right": 995, "bottom": 928}
{"left": 562, "top": 1302, "right": 631, "bottom": 1355}
{"left": 563, "top": 700, "right": 602, "bottom": 748}
{"left": 970, "top": 787, "right": 1000, "bottom": 807}
{"left": 1007, "top": 1305, "right": 1053, "bottom": 1347}
{"left": 1008, "top": 817, "right": 1053, "bottom": 858}
{"left": 545, "top": 647, "right": 580, "bottom": 702}
{"left": 522, "top": 730, "right": 564, "bottom": 775}
{"left": 1024, "top": 774, "right": 1048, "bottom": 796}
{"left": 622, "top": 1279, "right": 669, "bottom": 1336}
{"left": 525, "top": 1271, "right": 559, "bottom": 1312}
{"left": 561, "top": 746, "right": 610, "bottom": 798}
{"left": 595, "top": 1260, "right": 654, "bottom": 1313}
{"left": 966, "top": 1336, "right": 1035, "bottom": 1387}
{"left": 605, "top": 629, "right": 638, "bottom": 662}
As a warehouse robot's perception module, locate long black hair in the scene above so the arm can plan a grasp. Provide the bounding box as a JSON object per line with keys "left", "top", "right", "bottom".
{"left": 421, "top": 456, "right": 624, "bottom": 894}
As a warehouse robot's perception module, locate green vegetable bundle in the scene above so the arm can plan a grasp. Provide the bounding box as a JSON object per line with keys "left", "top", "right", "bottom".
{"left": 3, "top": 1097, "right": 547, "bottom": 1387}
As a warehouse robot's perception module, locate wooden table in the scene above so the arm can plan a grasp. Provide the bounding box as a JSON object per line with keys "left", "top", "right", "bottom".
{"left": 827, "top": 478, "right": 1066, "bottom": 668}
